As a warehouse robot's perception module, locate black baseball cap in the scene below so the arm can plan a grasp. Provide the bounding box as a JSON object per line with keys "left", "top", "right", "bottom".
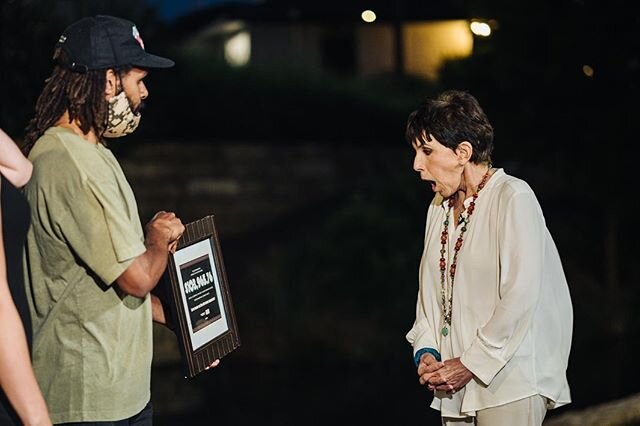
{"left": 56, "top": 15, "right": 174, "bottom": 72}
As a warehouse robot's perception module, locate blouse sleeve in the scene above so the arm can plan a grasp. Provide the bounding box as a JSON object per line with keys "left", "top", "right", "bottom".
{"left": 460, "top": 189, "right": 546, "bottom": 385}
{"left": 406, "top": 202, "right": 440, "bottom": 360}
{"left": 406, "top": 288, "right": 439, "bottom": 360}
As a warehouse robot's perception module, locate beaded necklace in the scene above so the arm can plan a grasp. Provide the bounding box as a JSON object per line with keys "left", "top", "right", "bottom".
{"left": 439, "top": 168, "right": 492, "bottom": 337}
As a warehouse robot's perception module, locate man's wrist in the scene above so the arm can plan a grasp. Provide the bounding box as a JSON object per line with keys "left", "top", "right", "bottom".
{"left": 145, "top": 237, "right": 171, "bottom": 252}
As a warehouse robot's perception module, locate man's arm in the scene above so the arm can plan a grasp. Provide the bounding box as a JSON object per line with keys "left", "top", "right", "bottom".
{"left": 151, "top": 294, "right": 166, "bottom": 324}
{"left": 116, "top": 211, "right": 184, "bottom": 298}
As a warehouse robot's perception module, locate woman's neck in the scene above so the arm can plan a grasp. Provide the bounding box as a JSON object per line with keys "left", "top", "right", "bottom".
{"left": 55, "top": 111, "right": 99, "bottom": 145}
{"left": 455, "top": 163, "right": 493, "bottom": 203}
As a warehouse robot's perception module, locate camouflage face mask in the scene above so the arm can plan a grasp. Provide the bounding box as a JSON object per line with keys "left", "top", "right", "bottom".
{"left": 103, "top": 90, "right": 141, "bottom": 138}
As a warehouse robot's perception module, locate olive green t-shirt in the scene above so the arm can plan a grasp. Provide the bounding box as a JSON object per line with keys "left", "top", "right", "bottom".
{"left": 23, "top": 127, "right": 151, "bottom": 423}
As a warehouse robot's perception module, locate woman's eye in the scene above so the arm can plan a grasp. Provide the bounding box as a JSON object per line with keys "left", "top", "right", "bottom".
{"left": 422, "top": 148, "right": 432, "bottom": 155}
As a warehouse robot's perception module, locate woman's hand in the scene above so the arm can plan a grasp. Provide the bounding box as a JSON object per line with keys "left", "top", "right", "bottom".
{"left": 417, "top": 353, "right": 446, "bottom": 388}
{"left": 428, "top": 357, "right": 474, "bottom": 393}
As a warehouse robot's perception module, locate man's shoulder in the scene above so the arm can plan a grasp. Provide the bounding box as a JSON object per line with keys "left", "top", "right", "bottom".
{"left": 30, "top": 128, "right": 116, "bottom": 184}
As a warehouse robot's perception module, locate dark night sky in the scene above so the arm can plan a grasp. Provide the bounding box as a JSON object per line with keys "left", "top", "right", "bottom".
{"left": 146, "top": 0, "right": 259, "bottom": 20}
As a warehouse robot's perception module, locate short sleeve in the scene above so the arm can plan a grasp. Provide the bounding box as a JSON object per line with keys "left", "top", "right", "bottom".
{"left": 57, "top": 177, "right": 145, "bottom": 286}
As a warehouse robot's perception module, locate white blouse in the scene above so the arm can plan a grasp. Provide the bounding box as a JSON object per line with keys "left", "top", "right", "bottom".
{"left": 406, "top": 169, "right": 572, "bottom": 418}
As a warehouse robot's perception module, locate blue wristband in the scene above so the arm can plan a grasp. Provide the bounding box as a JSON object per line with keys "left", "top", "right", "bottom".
{"left": 414, "top": 348, "right": 441, "bottom": 366}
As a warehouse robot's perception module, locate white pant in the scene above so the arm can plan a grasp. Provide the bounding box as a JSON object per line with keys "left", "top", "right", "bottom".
{"left": 442, "top": 395, "right": 548, "bottom": 426}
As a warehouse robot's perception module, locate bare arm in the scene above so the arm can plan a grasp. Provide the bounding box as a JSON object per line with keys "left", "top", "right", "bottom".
{"left": 0, "top": 202, "right": 51, "bottom": 426}
{"left": 116, "top": 211, "right": 185, "bottom": 298}
{"left": 151, "top": 294, "right": 166, "bottom": 324}
{"left": 0, "top": 129, "right": 32, "bottom": 188}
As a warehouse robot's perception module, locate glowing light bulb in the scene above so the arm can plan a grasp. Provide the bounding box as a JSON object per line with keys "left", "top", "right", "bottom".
{"left": 361, "top": 10, "right": 376, "bottom": 23}
{"left": 224, "top": 31, "right": 251, "bottom": 67}
{"left": 582, "top": 65, "right": 594, "bottom": 78}
{"left": 470, "top": 21, "right": 491, "bottom": 37}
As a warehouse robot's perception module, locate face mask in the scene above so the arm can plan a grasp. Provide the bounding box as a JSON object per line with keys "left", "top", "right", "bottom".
{"left": 103, "top": 90, "right": 141, "bottom": 138}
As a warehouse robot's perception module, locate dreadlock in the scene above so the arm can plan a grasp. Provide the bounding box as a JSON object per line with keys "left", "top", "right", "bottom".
{"left": 23, "top": 48, "right": 110, "bottom": 154}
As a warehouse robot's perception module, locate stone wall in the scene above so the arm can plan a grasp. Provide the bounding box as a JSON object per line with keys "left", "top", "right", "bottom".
{"left": 118, "top": 140, "right": 410, "bottom": 235}
{"left": 545, "top": 393, "right": 640, "bottom": 425}
{"left": 118, "top": 140, "right": 413, "bottom": 416}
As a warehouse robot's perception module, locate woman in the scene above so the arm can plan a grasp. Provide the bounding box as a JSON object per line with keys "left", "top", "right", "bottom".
{"left": 405, "top": 91, "right": 572, "bottom": 425}
{"left": 0, "top": 128, "right": 51, "bottom": 425}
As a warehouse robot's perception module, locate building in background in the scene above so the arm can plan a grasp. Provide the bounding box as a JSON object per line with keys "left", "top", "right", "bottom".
{"left": 172, "top": 0, "right": 494, "bottom": 81}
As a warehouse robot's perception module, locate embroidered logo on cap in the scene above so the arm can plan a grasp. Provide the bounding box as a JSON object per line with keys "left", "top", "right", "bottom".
{"left": 58, "top": 35, "right": 67, "bottom": 44}
{"left": 132, "top": 25, "right": 145, "bottom": 50}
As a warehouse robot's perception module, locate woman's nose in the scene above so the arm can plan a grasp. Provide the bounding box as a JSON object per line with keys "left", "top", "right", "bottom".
{"left": 413, "top": 154, "right": 423, "bottom": 172}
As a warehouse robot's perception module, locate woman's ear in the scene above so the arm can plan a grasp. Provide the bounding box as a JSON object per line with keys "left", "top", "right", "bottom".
{"left": 456, "top": 141, "right": 473, "bottom": 165}
{"left": 104, "top": 69, "right": 118, "bottom": 99}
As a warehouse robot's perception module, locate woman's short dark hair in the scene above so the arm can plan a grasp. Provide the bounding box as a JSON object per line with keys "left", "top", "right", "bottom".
{"left": 405, "top": 90, "right": 494, "bottom": 164}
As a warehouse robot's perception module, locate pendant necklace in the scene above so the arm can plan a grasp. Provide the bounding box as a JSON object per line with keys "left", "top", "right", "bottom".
{"left": 439, "top": 168, "right": 492, "bottom": 337}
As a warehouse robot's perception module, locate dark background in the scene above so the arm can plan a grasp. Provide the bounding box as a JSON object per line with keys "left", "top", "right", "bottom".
{"left": 1, "top": 0, "right": 638, "bottom": 424}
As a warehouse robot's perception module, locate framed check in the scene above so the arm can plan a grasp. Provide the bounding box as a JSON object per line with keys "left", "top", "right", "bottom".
{"left": 161, "top": 215, "right": 240, "bottom": 378}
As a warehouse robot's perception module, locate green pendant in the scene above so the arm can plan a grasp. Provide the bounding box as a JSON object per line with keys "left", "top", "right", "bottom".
{"left": 441, "top": 326, "right": 449, "bottom": 336}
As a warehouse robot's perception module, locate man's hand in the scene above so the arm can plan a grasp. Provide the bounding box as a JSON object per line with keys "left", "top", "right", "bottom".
{"left": 205, "top": 359, "right": 221, "bottom": 370}
{"left": 116, "top": 211, "right": 185, "bottom": 298}
{"left": 417, "top": 353, "right": 446, "bottom": 389}
{"left": 145, "top": 211, "right": 184, "bottom": 249}
{"left": 428, "top": 357, "right": 475, "bottom": 393}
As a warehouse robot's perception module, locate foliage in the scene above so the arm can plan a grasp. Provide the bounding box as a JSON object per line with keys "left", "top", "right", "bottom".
{"left": 228, "top": 165, "right": 431, "bottom": 363}
{"left": 137, "top": 54, "right": 435, "bottom": 143}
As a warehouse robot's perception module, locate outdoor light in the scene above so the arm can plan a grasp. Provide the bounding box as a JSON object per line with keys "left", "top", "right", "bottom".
{"left": 224, "top": 31, "right": 251, "bottom": 67}
{"left": 470, "top": 21, "right": 492, "bottom": 37}
{"left": 582, "top": 64, "right": 594, "bottom": 78}
{"left": 361, "top": 9, "right": 376, "bottom": 23}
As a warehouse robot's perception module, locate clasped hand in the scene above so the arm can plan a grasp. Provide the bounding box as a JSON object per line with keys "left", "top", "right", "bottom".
{"left": 145, "top": 211, "right": 185, "bottom": 253}
{"left": 417, "top": 355, "right": 474, "bottom": 393}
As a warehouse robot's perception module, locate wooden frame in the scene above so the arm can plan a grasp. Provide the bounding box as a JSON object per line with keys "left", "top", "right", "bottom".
{"left": 162, "top": 215, "right": 240, "bottom": 378}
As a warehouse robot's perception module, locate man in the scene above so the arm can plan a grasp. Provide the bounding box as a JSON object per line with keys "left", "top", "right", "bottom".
{"left": 22, "top": 15, "right": 205, "bottom": 424}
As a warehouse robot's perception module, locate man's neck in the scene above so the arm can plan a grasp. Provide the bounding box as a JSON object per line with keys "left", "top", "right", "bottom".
{"left": 55, "top": 111, "right": 99, "bottom": 145}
